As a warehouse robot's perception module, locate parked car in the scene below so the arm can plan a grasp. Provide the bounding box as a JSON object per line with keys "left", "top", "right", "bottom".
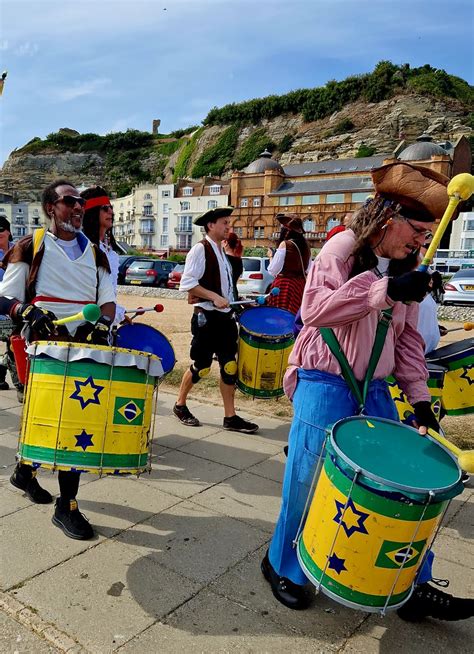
{"left": 125, "top": 259, "right": 176, "bottom": 287}
{"left": 443, "top": 268, "right": 474, "bottom": 305}
{"left": 117, "top": 256, "right": 150, "bottom": 285}
{"left": 237, "top": 257, "right": 274, "bottom": 296}
{"left": 167, "top": 263, "right": 185, "bottom": 289}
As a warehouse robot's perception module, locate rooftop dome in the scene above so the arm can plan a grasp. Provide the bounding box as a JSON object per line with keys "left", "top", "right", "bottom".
{"left": 242, "top": 149, "right": 284, "bottom": 174}
{"left": 398, "top": 134, "right": 448, "bottom": 161}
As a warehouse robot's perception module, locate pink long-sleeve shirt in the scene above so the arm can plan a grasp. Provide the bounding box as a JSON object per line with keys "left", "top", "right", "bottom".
{"left": 283, "top": 229, "right": 430, "bottom": 405}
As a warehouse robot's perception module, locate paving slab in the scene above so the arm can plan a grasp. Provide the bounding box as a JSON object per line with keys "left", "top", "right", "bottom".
{"left": 0, "top": 611, "right": 62, "bottom": 653}
{"left": 151, "top": 412, "right": 223, "bottom": 450}
{"left": 14, "top": 539, "right": 200, "bottom": 654}
{"left": 74, "top": 475, "right": 181, "bottom": 538}
{"left": 0, "top": 504, "right": 102, "bottom": 590}
{"left": 441, "top": 489, "right": 473, "bottom": 544}
{"left": 115, "top": 500, "right": 269, "bottom": 585}
{"left": 191, "top": 470, "right": 282, "bottom": 533}
{"left": 119, "top": 588, "right": 324, "bottom": 654}
{"left": 431, "top": 532, "right": 474, "bottom": 568}
{"left": 247, "top": 451, "right": 287, "bottom": 484}
{"left": 208, "top": 544, "right": 365, "bottom": 646}
{"left": 178, "top": 430, "right": 281, "bottom": 470}
{"left": 140, "top": 449, "right": 239, "bottom": 499}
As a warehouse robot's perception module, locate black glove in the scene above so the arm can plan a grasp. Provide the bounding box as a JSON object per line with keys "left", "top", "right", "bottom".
{"left": 86, "top": 316, "right": 112, "bottom": 346}
{"left": 16, "top": 303, "right": 57, "bottom": 338}
{"left": 387, "top": 271, "right": 431, "bottom": 303}
{"left": 413, "top": 401, "right": 439, "bottom": 432}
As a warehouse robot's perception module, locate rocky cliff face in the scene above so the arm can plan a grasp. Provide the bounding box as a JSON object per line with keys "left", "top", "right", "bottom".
{"left": 1, "top": 93, "right": 471, "bottom": 201}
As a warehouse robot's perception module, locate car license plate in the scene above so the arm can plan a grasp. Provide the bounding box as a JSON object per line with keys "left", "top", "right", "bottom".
{"left": 130, "top": 280, "right": 142, "bottom": 285}
{"left": 239, "top": 280, "right": 247, "bottom": 284}
{"left": 461, "top": 284, "right": 474, "bottom": 290}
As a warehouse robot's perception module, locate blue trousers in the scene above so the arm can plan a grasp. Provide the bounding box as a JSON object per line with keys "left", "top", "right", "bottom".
{"left": 269, "top": 369, "right": 433, "bottom": 586}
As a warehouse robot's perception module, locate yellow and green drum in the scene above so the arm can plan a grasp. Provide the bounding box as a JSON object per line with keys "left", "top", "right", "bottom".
{"left": 297, "top": 416, "right": 463, "bottom": 613}
{"left": 18, "top": 342, "right": 163, "bottom": 475}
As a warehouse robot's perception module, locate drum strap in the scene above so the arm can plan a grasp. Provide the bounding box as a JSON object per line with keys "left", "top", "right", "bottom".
{"left": 320, "top": 308, "right": 393, "bottom": 412}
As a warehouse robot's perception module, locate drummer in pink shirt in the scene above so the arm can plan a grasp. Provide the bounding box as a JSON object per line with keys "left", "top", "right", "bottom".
{"left": 262, "top": 162, "right": 474, "bottom": 623}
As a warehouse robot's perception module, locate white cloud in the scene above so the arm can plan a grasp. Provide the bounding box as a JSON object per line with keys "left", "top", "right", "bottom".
{"left": 14, "top": 42, "right": 39, "bottom": 57}
{"left": 53, "top": 77, "right": 111, "bottom": 102}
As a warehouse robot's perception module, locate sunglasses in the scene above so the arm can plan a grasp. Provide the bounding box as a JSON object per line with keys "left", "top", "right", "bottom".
{"left": 54, "top": 195, "right": 86, "bottom": 208}
{"left": 100, "top": 204, "right": 114, "bottom": 212}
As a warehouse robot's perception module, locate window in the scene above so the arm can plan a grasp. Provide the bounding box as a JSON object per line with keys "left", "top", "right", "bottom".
{"left": 180, "top": 201, "right": 191, "bottom": 211}
{"left": 326, "top": 218, "right": 341, "bottom": 232}
{"left": 462, "top": 238, "right": 474, "bottom": 249}
{"left": 144, "top": 193, "right": 152, "bottom": 200}
{"left": 464, "top": 219, "right": 474, "bottom": 231}
{"left": 162, "top": 216, "right": 168, "bottom": 233}
{"left": 326, "top": 194, "right": 344, "bottom": 204}
{"left": 208, "top": 200, "right": 218, "bottom": 209}
{"left": 303, "top": 219, "right": 315, "bottom": 232}
{"left": 240, "top": 198, "right": 248, "bottom": 208}
{"left": 160, "top": 234, "right": 168, "bottom": 247}
{"left": 163, "top": 203, "right": 169, "bottom": 213}
{"left": 17, "top": 208, "right": 23, "bottom": 213}
{"left": 253, "top": 226, "right": 265, "bottom": 239}
{"left": 233, "top": 226, "right": 243, "bottom": 237}
{"left": 302, "top": 195, "right": 319, "bottom": 205}
{"left": 279, "top": 196, "right": 294, "bottom": 206}
{"left": 183, "top": 187, "right": 193, "bottom": 196}
{"left": 177, "top": 234, "right": 192, "bottom": 249}
{"left": 209, "top": 184, "right": 221, "bottom": 195}
{"left": 162, "top": 190, "right": 171, "bottom": 198}
{"left": 178, "top": 215, "right": 193, "bottom": 232}
{"left": 253, "top": 197, "right": 261, "bottom": 207}
{"left": 143, "top": 205, "right": 153, "bottom": 216}
{"left": 351, "top": 192, "right": 371, "bottom": 203}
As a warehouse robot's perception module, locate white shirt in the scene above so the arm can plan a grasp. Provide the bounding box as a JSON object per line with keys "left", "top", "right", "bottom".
{"left": 100, "top": 243, "right": 125, "bottom": 324}
{"left": 179, "top": 235, "right": 234, "bottom": 312}
{"left": 418, "top": 294, "right": 440, "bottom": 354}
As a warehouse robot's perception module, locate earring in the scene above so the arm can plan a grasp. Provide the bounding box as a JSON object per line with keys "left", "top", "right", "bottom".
{"left": 381, "top": 217, "right": 393, "bottom": 230}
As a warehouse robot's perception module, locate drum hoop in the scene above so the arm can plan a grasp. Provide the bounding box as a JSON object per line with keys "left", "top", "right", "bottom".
{"left": 239, "top": 324, "right": 294, "bottom": 340}
{"left": 329, "top": 416, "right": 460, "bottom": 496}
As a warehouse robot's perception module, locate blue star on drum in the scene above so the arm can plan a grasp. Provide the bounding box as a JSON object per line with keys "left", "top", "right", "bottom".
{"left": 327, "top": 552, "right": 347, "bottom": 575}
{"left": 74, "top": 429, "right": 94, "bottom": 451}
{"left": 333, "top": 497, "right": 369, "bottom": 538}
{"left": 70, "top": 376, "right": 104, "bottom": 410}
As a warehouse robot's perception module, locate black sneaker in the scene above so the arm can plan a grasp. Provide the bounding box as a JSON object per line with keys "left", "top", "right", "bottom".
{"left": 261, "top": 551, "right": 314, "bottom": 610}
{"left": 52, "top": 499, "right": 94, "bottom": 540}
{"left": 0, "top": 380, "right": 9, "bottom": 390}
{"left": 397, "top": 580, "right": 474, "bottom": 622}
{"left": 10, "top": 467, "right": 53, "bottom": 504}
{"left": 223, "top": 414, "right": 259, "bottom": 434}
{"left": 173, "top": 403, "right": 201, "bottom": 427}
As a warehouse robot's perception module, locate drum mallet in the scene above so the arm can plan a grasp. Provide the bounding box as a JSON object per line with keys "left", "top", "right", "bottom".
{"left": 125, "top": 304, "right": 164, "bottom": 316}
{"left": 427, "top": 428, "right": 474, "bottom": 473}
{"left": 53, "top": 303, "right": 101, "bottom": 326}
{"left": 443, "top": 322, "right": 474, "bottom": 333}
{"left": 419, "top": 173, "right": 474, "bottom": 273}
{"left": 230, "top": 287, "right": 280, "bottom": 307}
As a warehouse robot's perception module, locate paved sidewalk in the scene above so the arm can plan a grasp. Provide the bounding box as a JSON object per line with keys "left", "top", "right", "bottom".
{"left": 0, "top": 388, "right": 472, "bottom": 653}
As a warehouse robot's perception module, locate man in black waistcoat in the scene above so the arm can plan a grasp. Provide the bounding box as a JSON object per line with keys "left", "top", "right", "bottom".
{"left": 173, "top": 207, "right": 258, "bottom": 433}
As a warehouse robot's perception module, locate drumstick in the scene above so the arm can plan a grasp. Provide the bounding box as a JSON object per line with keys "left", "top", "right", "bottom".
{"left": 443, "top": 322, "right": 474, "bottom": 333}
{"left": 419, "top": 173, "right": 474, "bottom": 272}
{"left": 124, "top": 304, "right": 164, "bottom": 315}
{"left": 53, "top": 303, "right": 101, "bottom": 326}
{"left": 230, "top": 287, "right": 280, "bottom": 307}
{"left": 427, "top": 428, "right": 474, "bottom": 473}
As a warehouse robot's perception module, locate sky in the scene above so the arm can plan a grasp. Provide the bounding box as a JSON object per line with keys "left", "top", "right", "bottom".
{"left": 0, "top": 0, "right": 473, "bottom": 166}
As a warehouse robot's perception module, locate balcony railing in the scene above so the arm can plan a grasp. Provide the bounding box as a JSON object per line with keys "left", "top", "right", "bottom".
{"left": 174, "top": 226, "right": 193, "bottom": 234}
{"left": 139, "top": 227, "right": 155, "bottom": 234}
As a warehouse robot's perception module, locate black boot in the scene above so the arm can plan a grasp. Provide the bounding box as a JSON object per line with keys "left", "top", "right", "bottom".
{"left": 261, "top": 551, "right": 314, "bottom": 610}
{"left": 52, "top": 498, "right": 94, "bottom": 540}
{"left": 10, "top": 465, "right": 53, "bottom": 504}
{"left": 397, "top": 580, "right": 474, "bottom": 622}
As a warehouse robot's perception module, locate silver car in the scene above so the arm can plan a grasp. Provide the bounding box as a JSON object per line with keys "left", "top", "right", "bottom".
{"left": 443, "top": 268, "right": 474, "bottom": 305}
{"left": 237, "top": 257, "right": 274, "bottom": 296}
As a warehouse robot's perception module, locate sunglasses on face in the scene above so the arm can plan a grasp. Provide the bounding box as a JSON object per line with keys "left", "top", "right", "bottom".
{"left": 53, "top": 195, "right": 86, "bottom": 208}
{"left": 100, "top": 205, "right": 114, "bottom": 212}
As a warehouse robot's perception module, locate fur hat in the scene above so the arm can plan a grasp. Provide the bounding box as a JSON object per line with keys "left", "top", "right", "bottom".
{"left": 275, "top": 213, "right": 305, "bottom": 234}
{"left": 371, "top": 162, "right": 450, "bottom": 222}
{"left": 194, "top": 206, "right": 234, "bottom": 226}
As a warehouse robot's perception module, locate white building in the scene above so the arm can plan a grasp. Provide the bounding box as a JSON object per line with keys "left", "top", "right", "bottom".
{"left": 449, "top": 211, "right": 474, "bottom": 252}
{"left": 0, "top": 197, "right": 45, "bottom": 240}
{"left": 111, "top": 179, "right": 230, "bottom": 254}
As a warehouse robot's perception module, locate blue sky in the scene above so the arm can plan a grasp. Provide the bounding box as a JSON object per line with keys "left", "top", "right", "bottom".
{"left": 0, "top": 0, "right": 473, "bottom": 166}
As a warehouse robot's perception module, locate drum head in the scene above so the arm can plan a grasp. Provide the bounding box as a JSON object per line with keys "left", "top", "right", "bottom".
{"left": 239, "top": 307, "right": 295, "bottom": 337}
{"left": 331, "top": 416, "right": 460, "bottom": 493}
{"left": 115, "top": 324, "right": 175, "bottom": 374}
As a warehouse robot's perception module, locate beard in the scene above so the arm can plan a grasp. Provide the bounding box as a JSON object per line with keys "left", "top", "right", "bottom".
{"left": 57, "top": 220, "right": 79, "bottom": 234}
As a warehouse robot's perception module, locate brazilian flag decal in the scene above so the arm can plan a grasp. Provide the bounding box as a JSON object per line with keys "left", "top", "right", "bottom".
{"left": 113, "top": 398, "right": 145, "bottom": 425}
{"left": 375, "top": 539, "right": 427, "bottom": 569}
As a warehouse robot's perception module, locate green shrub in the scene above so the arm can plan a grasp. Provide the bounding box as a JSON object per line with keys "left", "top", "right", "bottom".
{"left": 157, "top": 139, "right": 183, "bottom": 156}
{"left": 232, "top": 129, "right": 275, "bottom": 169}
{"left": 278, "top": 134, "right": 295, "bottom": 153}
{"left": 173, "top": 127, "right": 204, "bottom": 181}
{"left": 329, "top": 118, "right": 355, "bottom": 136}
{"left": 191, "top": 125, "right": 239, "bottom": 178}
{"left": 168, "top": 125, "right": 199, "bottom": 139}
{"left": 355, "top": 143, "right": 376, "bottom": 158}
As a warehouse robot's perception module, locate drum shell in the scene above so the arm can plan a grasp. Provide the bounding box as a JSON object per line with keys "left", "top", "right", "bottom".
{"left": 426, "top": 339, "right": 474, "bottom": 416}
{"left": 387, "top": 363, "right": 446, "bottom": 423}
{"left": 297, "top": 417, "right": 462, "bottom": 612}
{"left": 237, "top": 308, "right": 295, "bottom": 399}
{"left": 18, "top": 344, "right": 158, "bottom": 475}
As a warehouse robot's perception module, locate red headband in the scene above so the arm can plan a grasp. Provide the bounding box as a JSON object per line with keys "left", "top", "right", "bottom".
{"left": 84, "top": 196, "right": 111, "bottom": 211}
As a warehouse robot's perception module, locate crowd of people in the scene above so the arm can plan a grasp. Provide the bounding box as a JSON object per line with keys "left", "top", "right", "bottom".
{"left": 0, "top": 162, "right": 472, "bottom": 625}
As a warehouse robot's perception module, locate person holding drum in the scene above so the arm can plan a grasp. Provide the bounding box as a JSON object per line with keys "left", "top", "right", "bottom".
{"left": 262, "top": 162, "right": 473, "bottom": 622}
{"left": 0, "top": 179, "right": 116, "bottom": 540}
{"left": 173, "top": 206, "right": 258, "bottom": 434}
{"left": 266, "top": 214, "right": 311, "bottom": 315}
{"left": 80, "top": 185, "right": 126, "bottom": 324}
